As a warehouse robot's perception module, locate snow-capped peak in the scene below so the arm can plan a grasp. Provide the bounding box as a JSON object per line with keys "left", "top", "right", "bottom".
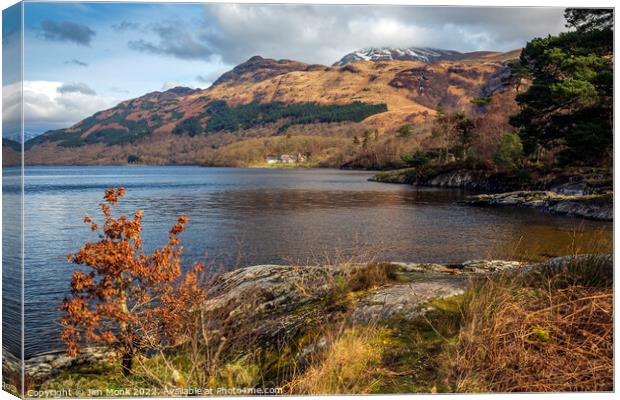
{"left": 333, "top": 47, "right": 463, "bottom": 66}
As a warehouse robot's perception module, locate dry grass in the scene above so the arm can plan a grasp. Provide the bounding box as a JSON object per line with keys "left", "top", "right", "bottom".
{"left": 34, "top": 240, "right": 613, "bottom": 396}
{"left": 341, "top": 262, "right": 399, "bottom": 292}
{"left": 286, "top": 326, "right": 385, "bottom": 395}
{"left": 204, "top": 134, "right": 352, "bottom": 167}
{"left": 451, "top": 255, "right": 613, "bottom": 392}
{"left": 283, "top": 240, "right": 398, "bottom": 296}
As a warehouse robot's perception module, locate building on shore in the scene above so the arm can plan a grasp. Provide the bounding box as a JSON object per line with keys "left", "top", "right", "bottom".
{"left": 265, "top": 153, "right": 308, "bottom": 164}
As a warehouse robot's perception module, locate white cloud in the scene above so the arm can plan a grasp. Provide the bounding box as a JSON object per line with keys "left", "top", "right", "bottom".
{"left": 2, "top": 81, "right": 22, "bottom": 139}
{"left": 22, "top": 81, "right": 117, "bottom": 124}
{"left": 190, "top": 5, "right": 567, "bottom": 65}
{"left": 2, "top": 81, "right": 120, "bottom": 135}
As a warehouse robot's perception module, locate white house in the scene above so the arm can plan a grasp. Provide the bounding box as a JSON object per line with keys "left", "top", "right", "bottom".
{"left": 280, "top": 154, "right": 296, "bottom": 163}
{"left": 265, "top": 153, "right": 308, "bottom": 164}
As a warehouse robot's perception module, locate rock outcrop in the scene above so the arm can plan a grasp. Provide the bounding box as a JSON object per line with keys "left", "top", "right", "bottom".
{"left": 3, "top": 346, "right": 114, "bottom": 381}
{"left": 371, "top": 167, "right": 613, "bottom": 195}
{"left": 14, "top": 255, "right": 615, "bottom": 383}
{"left": 6, "top": 259, "right": 528, "bottom": 382}
{"left": 371, "top": 167, "right": 613, "bottom": 221}
{"left": 370, "top": 168, "right": 523, "bottom": 192}
{"left": 463, "top": 191, "right": 613, "bottom": 221}
{"left": 7, "top": 254, "right": 610, "bottom": 392}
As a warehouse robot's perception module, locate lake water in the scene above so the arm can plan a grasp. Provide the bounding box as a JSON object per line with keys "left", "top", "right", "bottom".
{"left": 2, "top": 166, "right": 613, "bottom": 357}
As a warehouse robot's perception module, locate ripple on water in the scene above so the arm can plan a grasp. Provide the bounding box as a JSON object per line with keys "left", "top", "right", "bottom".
{"left": 1, "top": 165, "right": 611, "bottom": 357}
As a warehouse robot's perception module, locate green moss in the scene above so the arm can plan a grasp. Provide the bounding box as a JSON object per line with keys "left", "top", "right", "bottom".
{"left": 530, "top": 326, "right": 551, "bottom": 343}
{"left": 33, "top": 276, "right": 472, "bottom": 396}
{"left": 370, "top": 295, "right": 465, "bottom": 394}
{"left": 38, "top": 361, "right": 129, "bottom": 395}
{"left": 37, "top": 350, "right": 266, "bottom": 396}
{"left": 372, "top": 168, "right": 417, "bottom": 183}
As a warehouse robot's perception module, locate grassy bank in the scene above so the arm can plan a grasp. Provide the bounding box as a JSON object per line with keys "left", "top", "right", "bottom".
{"left": 29, "top": 255, "right": 612, "bottom": 395}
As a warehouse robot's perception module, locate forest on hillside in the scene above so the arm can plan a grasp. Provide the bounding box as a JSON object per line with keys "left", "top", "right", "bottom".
{"left": 174, "top": 101, "right": 388, "bottom": 136}
{"left": 355, "top": 8, "right": 612, "bottom": 175}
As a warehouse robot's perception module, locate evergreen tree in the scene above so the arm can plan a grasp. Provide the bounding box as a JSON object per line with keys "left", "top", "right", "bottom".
{"left": 494, "top": 133, "right": 524, "bottom": 169}
{"left": 510, "top": 8, "right": 612, "bottom": 165}
{"left": 396, "top": 124, "right": 413, "bottom": 138}
{"left": 401, "top": 149, "right": 430, "bottom": 168}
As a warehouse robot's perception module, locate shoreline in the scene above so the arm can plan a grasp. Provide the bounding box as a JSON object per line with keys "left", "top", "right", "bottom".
{"left": 370, "top": 167, "right": 613, "bottom": 221}
{"left": 7, "top": 255, "right": 611, "bottom": 380}
{"left": 5, "top": 163, "right": 381, "bottom": 173}
{"left": 7, "top": 258, "right": 525, "bottom": 362}
{"left": 462, "top": 191, "right": 613, "bottom": 221}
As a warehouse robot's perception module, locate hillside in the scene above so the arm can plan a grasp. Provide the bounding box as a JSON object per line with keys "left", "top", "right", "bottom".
{"left": 17, "top": 49, "right": 521, "bottom": 167}
{"left": 2, "top": 139, "right": 21, "bottom": 166}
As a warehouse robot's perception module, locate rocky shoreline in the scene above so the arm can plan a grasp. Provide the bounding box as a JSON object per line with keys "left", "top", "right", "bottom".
{"left": 5, "top": 254, "right": 612, "bottom": 387}
{"left": 3, "top": 346, "right": 114, "bottom": 381}
{"left": 369, "top": 167, "right": 535, "bottom": 192}
{"left": 462, "top": 191, "right": 613, "bottom": 221}
{"left": 370, "top": 167, "right": 613, "bottom": 221}
{"left": 370, "top": 166, "right": 612, "bottom": 194}
{"left": 3, "top": 258, "right": 532, "bottom": 382}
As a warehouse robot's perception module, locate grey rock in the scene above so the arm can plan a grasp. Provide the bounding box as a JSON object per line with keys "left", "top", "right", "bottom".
{"left": 464, "top": 191, "right": 613, "bottom": 221}
{"left": 49, "top": 355, "right": 74, "bottom": 369}
{"left": 351, "top": 278, "right": 465, "bottom": 323}
{"left": 390, "top": 262, "right": 449, "bottom": 273}
{"left": 550, "top": 181, "right": 587, "bottom": 195}
{"left": 428, "top": 170, "right": 474, "bottom": 188}
{"left": 461, "top": 259, "right": 524, "bottom": 272}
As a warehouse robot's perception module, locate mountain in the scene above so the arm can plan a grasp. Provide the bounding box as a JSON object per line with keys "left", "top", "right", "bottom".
{"left": 333, "top": 47, "right": 523, "bottom": 66}
{"left": 14, "top": 49, "right": 521, "bottom": 167}
{"left": 3, "top": 131, "right": 42, "bottom": 142}
{"left": 212, "top": 55, "right": 319, "bottom": 86}
{"left": 333, "top": 47, "right": 464, "bottom": 66}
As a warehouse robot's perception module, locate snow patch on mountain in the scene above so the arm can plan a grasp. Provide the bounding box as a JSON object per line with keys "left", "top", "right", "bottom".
{"left": 334, "top": 47, "right": 463, "bottom": 66}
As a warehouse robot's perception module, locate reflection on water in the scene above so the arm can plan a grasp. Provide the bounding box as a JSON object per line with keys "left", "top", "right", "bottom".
{"left": 2, "top": 165, "right": 612, "bottom": 357}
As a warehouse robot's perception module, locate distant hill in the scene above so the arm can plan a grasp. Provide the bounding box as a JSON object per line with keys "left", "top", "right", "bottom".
{"left": 17, "top": 48, "right": 521, "bottom": 167}
{"left": 2, "top": 138, "right": 21, "bottom": 166}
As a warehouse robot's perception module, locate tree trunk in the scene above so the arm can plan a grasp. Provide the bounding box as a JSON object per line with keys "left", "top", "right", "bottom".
{"left": 121, "top": 350, "right": 134, "bottom": 377}
{"left": 117, "top": 287, "right": 135, "bottom": 377}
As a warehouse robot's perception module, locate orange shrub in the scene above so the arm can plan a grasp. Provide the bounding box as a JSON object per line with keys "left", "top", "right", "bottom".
{"left": 59, "top": 187, "right": 206, "bottom": 375}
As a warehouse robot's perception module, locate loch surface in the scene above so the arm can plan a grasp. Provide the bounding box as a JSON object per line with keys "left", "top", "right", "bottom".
{"left": 2, "top": 165, "right": 612, "bottom": 357}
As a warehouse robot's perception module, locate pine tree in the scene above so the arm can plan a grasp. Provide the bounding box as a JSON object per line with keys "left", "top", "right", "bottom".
{"left": 510, "top": 8, "right": 612, "bottom": 165}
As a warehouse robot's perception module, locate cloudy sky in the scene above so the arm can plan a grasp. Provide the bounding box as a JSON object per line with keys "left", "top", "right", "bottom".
{"left": 3, "top": 2, "right": 567, "bottom": 138}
